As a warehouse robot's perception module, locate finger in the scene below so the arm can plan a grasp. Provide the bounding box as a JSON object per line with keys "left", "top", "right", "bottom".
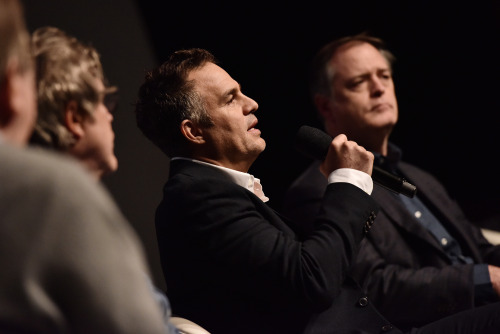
{"left": 331, "top": 133, "right": 348, "bottom": 146}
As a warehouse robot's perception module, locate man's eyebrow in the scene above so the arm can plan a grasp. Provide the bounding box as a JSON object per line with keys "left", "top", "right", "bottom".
{"left": 347, "top": 73, "right": 370, "bottom": 81}
{"left": 348, "top": 67, "right": 391, "bottom": 80}
{"left": 222, "top": 83, "right": 241, "bottom": 98}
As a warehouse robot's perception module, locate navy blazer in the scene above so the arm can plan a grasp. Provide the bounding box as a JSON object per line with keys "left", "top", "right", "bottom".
{"left": 284, "top": 159, "right": 500, "bottom": 330}
{"left": 155, "top": 160, "right": 402, "bottom": 334}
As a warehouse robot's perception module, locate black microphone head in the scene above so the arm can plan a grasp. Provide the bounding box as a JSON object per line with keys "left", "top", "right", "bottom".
{"left": 295, "top": 125, "right": 332, "bottom": 161}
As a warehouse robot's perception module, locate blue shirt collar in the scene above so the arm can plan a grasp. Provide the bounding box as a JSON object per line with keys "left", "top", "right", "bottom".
{"left": 373, "top": 142, "right": 402, "bottom": 173}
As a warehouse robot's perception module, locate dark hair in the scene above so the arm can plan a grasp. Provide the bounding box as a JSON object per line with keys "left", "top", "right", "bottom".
{"left": 135, "top": 48, "right": 216, "bottom": 158}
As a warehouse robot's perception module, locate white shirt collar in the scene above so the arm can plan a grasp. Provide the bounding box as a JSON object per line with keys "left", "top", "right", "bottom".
{"left": 171, "top": 157, "right": 269, "bottom": 202}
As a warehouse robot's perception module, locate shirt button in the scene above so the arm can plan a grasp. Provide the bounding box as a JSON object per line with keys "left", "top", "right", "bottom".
{"left": 441, "top": 238, "right": 448, "bottom": 246}
{"left": 414, "top": 211, "right": 422, "bottom": 218}
{"left": 381, "top": 324, "right": 393, "bottom": 331}
{"left": 358, "top": 297, "right": 368, "bottom": 307}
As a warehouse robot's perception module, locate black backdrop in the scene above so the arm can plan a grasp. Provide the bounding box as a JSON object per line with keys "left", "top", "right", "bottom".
{"left": 138, "top": 0, "right": 500, "bottom": 216}
{"left": 23, "top": 0, "right": 500, "bottom": 291}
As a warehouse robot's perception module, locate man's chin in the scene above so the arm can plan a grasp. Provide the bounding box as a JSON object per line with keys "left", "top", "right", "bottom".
{"left": 258, "top": 139, "right": 266, "bottom": 152}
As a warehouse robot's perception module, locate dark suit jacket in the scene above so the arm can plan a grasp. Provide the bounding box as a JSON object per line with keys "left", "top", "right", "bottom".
{"left": 155, "top": 159, "right": 402, "bottom": 334}
{"left": 284, "top": 159, "right": 500, "bottom": 330}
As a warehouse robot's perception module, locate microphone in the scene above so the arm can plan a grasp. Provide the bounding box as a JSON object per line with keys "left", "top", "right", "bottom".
{"left": 295, "top": 125, "right": 417, "bottom": 198}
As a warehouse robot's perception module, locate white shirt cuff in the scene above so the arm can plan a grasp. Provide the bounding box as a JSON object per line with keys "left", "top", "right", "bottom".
{"left": 327, "top": 168, "right": 373, "bottom": 195}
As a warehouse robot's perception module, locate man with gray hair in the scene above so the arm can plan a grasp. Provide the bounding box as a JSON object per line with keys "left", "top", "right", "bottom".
{"left": 28, "top": 25, "right": 182, "bottom": 332}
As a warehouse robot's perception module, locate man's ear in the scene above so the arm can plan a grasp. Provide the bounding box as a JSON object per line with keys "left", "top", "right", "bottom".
{"left": 64, "top": 101, "right": 85, "bottom": 139}
{"left": 180, "top": 119, "right": 205, "bottom": 144}
{"left": 313, "top": 93, "right": 336, "bottom": 123}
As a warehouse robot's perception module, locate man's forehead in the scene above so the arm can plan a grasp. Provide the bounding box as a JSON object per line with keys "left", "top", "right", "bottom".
{"left": 189, "top": 63, "right": 236, "bottom": 93}
{"left": 331, "top": 42, "right": 389, "bottom": 75}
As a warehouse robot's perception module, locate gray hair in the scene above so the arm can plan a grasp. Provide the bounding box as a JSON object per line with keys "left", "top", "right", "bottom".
{"left": 30, "top": 26, "right": 115, "bottom": 150}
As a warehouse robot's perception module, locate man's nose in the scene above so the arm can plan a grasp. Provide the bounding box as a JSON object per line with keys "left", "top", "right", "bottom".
{"left": 244, "top": 95, "right": 259, "bottom": 114}
{"left": 370, "top": 77, "right": 386, "bottom": 97}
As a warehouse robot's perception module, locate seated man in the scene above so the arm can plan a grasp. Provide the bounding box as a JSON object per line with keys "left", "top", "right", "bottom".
{"left": 0, "top": 1, "right": 171, "bottom": 333}
{"left": 134, "top": 47, "right": 500, "bottom": 334}
{"left": 283, "top": 32, "right": 500, "bottom": 330}
{"left": 28, "top": 25, "right": 178, "bottom": 332}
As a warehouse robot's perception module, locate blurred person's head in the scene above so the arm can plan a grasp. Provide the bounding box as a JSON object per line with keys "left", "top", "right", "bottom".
{"left": 0, "top": 0, "right": 36, "bottom": 146}
{"left": 30, "top": 26, "right": 118, "bottom": 179}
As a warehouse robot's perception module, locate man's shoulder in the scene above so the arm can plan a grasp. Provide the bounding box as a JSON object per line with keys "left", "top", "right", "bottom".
{"left": 398, "top": 160, "right": 443, "bottom": 187}
{"left": 0, "top": 143, "right": 115, "bottom": 207}
{"left": 162, "top": 160, "right": 258, "bottom": 213}
{"left": 168, "top": 159, "right": 239, "bottom": 187}
{"left": 1, "top": 144, "right": 89, "bottom": 183}
{"left": 0, "top": 143, "right": 134, "bottom": 245}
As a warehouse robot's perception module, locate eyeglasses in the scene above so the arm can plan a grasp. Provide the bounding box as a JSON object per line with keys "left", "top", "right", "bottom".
{"left": 102, "top": 86, "right": 119, "bottom": 113}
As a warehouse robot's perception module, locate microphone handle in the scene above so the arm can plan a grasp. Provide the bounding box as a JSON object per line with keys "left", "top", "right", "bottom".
{"left": 372, "top": 166, "right": 416, "bottom": 198}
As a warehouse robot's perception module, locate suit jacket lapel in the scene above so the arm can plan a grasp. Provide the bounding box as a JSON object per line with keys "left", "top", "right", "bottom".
{"left": 372, "top": 186, "right": 446, "bottom": 254}
{"left": 397, "top": 162, "right": 483, "bottom": 261}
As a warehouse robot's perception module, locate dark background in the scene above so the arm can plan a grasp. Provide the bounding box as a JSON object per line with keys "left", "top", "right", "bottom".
{"left": 23, "top": 0, "right": 500, "bottom": 291}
